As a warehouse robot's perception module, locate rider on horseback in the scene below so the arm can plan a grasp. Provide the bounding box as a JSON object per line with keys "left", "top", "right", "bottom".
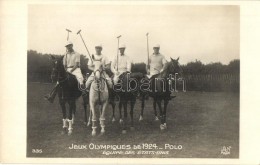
{"left": 44, "top": 41, "right": 86, "bottom": 103}
{"left": 146, "top": 44, "right": 175, "bottom": 99}
{"left": 85, "top": 44, "right": 113, "bottom": 97}
{"left": 147, "top": 44, "right": 167, "bottom": 78}
{"left": 111, "top": 44, "right": 132, "bottom": 84}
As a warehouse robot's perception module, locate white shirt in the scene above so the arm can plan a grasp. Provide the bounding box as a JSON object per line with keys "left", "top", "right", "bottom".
{"left": 111, "top": 54, "right": 132, "bottom": 74}
{"left": 88, "top": 54, "right": 110, "bottom": 71}
{"left": 149, "top": 53, "right": 167, "bottom": 75}
{"left": 63, "top": 51, "right": 80, "bottom": 67}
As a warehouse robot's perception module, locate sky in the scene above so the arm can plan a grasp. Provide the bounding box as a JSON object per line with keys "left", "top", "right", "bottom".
{"left": 28, "top": 5, "right": 239, "bottom": 65}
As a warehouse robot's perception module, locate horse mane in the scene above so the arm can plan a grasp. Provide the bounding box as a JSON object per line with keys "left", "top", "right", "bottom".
{"left": 160, "top": 61, "right": 172, "bottom": 77}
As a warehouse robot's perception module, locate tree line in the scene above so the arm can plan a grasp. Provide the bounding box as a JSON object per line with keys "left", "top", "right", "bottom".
{"left": 27, "top": 50, "right": 239, "bottom": 92}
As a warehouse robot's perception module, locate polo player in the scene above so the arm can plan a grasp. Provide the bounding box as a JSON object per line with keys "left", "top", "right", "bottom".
{"left": 44, "top": 41, "right": 86, "bottom": 103}
{"left": 147, "top": 44, "right": 167, "bottom": 78}
{"left": 147, "top": 44, "right": 175, "bottom": 99}
{"left": 85, "top": 44, "right": 113, "bottom": 96}
{"left": 111, "top": 44, "right": 132, "bottom": 83}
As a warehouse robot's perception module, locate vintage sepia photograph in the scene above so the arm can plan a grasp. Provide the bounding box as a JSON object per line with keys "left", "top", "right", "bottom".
{"left": 26, "top": 5, "right": 240, "bottom": 158}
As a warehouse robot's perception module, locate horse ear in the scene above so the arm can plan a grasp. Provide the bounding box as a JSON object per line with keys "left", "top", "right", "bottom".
{"left": 170, "top": 57, "right": 174, "bottom": 61}
{"left": 177, "top": 57, "right": 180, "bottom": 61}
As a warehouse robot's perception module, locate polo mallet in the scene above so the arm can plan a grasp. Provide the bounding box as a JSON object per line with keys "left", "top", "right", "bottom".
{"left": 66, "top": 29, "right": 72, "bottom": 41}
{"left": 146, "top": 33, "right": 150, "bottom": 70}
{"left": 77, "top": 30, "right": 93, "bottom": 63}
{"left": 116, "top": 35, "right": 122, "bottom": 71}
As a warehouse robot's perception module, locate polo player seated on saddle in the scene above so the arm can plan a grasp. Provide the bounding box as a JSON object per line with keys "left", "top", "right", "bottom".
{"left": 85, "top": 44, "right": 113, "bottom": 100}
{"left": 44, "top": 41, "right": 86, "bottom": 103}
{"left": 111, "top": 44, "right": 132, "bottom": 85}
{"left": 146, "top": 44, "right": 176, "bottom": 99}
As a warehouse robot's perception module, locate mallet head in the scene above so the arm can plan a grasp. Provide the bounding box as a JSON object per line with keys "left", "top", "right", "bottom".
{"left": 146, "top": 33, "right": 149, "bottom": 36}
{"left": 117, "top": 35, "right": 121, "bottom": 39}
{"left": 66, "top": 29, "right": 72, "bottom": 33}
{"left": 77, "top": 30, "right": 82, "bottom": 35}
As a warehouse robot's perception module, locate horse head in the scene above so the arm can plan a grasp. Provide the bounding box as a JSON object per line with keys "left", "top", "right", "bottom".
{"left": 50, "top": 55, "right": 66, "bottom": 82}
{"left": 94, "top": 70, "right": 101, "bottom": 80}
{"left": 168, "top": 57, "right": 183, "bottom": 77}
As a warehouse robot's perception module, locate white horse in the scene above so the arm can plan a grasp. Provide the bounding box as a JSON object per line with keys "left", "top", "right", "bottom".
{"left": 89, "top": 69, "right": 109, "bottom": 136}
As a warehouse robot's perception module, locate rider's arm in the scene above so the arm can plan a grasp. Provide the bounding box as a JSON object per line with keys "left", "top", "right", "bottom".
{"left": 102, "top": 56, "right": 111, "bottom": 71}
{"left": 70, "top": 62, "right": 80, "bottom": 73}
{"left": 87, "top": 58, "right": 94, "bottom": 71}
{"left": 69, "top": 53, "right": 80, "bottom": 73}
{"left": 127, "top": 57, "right": 132, "bottom": 72}
{"left": 111, "top": 58, "right": 117, "bottom": 74}
{"left": 160, "top": 56, "right": 167, "bottom": 73}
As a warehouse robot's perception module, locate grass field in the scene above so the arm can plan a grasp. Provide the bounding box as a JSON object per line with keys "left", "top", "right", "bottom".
{"left": 27, "top": 82, "right": 239, "bottom": 158}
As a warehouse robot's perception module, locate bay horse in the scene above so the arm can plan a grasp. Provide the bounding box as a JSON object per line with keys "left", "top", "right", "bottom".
{"left": 50, "top": 55, "right": 88, "bottom": 135}
{"left": 114, "top": 72, "right": 143, "bottom": 134}
{"left": 139, "top": 57, "right": 183, "bottom": 130}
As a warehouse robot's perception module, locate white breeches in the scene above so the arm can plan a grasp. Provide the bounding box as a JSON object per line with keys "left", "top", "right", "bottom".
{"left": 66, "top": 68, "right": 84, "bottom": 85}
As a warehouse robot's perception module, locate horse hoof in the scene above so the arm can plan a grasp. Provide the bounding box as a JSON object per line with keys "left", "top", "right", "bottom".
{"left": 130, "top": 127, "right": 135, "bottom": 131}
{"left": 139, "top": 116, "right": 143, "bottom": 121}
{"left": 101, "top": 127, "right": 105, "bottom": 134}
{"left": 68, "top": 131, "right": 72, "bottom": 136}
{"left": 92, "top": 131, "right": 96, "bottom": 136}
{"left": 164, "top": 123, "right": 167, "bottom": 129}
{"left": 160, "top": 124, "right": 166, "bottom": 130}
{"left": 155, "top": 116, "right": 159, "bottom": 121}
{"left": 119, "top": 119, "right": 123, "bottom": 124}
{"left": 112, "top": 117, "right": 116, "bottom": 123}
{"left": 61, "top": 128, "right": 67, "bottom": 135}
{"left": 122, "top": 130, "right": 127, "bottom": 134}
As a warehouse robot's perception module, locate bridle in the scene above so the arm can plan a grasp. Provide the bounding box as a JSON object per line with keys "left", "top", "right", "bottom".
{"left": 93, "top": 69, "right": 106, "bottom": 92}
{"left": 52, "top": 60, "right": 69, "bottom": 84}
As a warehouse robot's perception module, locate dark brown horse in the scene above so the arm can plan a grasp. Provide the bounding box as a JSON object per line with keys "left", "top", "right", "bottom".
{"left": 139, "top": 57, "right": 183, "bottom": 130}
{"left": 50, "top": 55, "right": 88, "bottom": 135}
{"left": 113, "top": 72, "right": 143, "bottom": 133}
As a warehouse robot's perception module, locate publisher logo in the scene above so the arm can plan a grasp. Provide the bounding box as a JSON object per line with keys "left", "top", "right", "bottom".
{"left": 221, "top": 146, "right": 231, "bottom": 155}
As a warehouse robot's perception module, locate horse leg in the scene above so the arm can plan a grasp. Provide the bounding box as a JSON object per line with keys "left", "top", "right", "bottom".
{"left": 90, "top": 102, "right": 97, "bottom": 136}
{"left": 100, "top": 101, "right": 108, "bottom": 135}
{"left": 82, "top": 96, "right": 88, "bottom": 125}
{"left": 67, "top": 100, "right": 75, "bottom": 135}
{"left": 59, "top": 98, "right": 67, "bottom": 134}
{"left": 130, "top": 98, "right": 136, "bottom": 130}
{"left": 163, "top": 99, "right": 169, "bottom": 129}
{"left": 122, "top": 100, "right": 128, "bottom": 134}
{"left": 139, "top": 95, "right": 145, "bottom": 121}
{"left": 111, "top": 102, "right": 116, "bottom": 123}
{"left": 154, "top": 99, "right": 159, "bottom": 121}
{"left": 119, "top": 101, "right": 123, "bottom": 124}
{"left": 72, "top": 101, "right": 76, "bottom": 124}
{"left": 87, "top": 108, "right": 92, "bottom": 127}
{"left": 156, "top": 99, "right": 165, "bottom": 130}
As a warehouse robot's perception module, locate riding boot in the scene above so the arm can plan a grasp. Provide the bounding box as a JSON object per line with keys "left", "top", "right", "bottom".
{"left": 44, "top": 83, "right": 59, "bottom": 103}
